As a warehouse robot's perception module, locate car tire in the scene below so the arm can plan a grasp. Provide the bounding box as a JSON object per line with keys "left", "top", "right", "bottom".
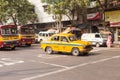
{"left": 96, "top": 43, "right": 100, "bottom": 47}
{"left": 72, "top": 48, "right": 79, "bottom": 56}
{"left": 40, "top": 39, "right": 43, "bottom": 44}
{"left": 45, "top": 47, "right": 53, "bottom": 54}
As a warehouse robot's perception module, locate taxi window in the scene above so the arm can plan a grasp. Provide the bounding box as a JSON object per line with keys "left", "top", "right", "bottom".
{"left": 46, "top": 33, "right": 48, "bottom": 37}
{"left": 49, "top": 33, "right": 54, "bottom": 36}
{"left": 69, "top": 36, "right": 77, "bottom": 41}
{"left": 51, "top": 36, "right": 59, "bottom": 41}
{"left": 61, "top": 36, "right": 68, "bottom": 42}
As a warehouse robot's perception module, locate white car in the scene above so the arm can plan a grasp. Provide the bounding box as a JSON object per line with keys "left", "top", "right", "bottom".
{"left": 38, "top": 31, "right": 55, "bottom": 43}
{"left": 81, "top": 33, "right": 107, "bottom": 47}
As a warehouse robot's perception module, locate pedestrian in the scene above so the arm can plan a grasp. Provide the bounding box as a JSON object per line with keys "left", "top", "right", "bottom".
{"left": 106, "top": 33, "right": 112, "bottom": 48}
{"left": 111, "top": 32, "right": 114, "bottom": 44}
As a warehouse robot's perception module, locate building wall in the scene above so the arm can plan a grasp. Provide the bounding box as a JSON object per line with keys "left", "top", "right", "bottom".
{"left": 28, "top": 0, "right": 69, "bottom": 23}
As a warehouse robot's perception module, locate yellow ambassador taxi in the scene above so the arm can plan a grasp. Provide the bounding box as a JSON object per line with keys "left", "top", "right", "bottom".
{"left": 41, "top": 33, "right": 93, "bottom": 56}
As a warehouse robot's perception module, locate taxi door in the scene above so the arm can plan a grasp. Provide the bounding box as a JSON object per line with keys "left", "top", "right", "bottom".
{"left": 59, "top": 36, "right": 69, "bottom": 52}
{"left": 50, "top": 36, "right": 60, "bottom": 51}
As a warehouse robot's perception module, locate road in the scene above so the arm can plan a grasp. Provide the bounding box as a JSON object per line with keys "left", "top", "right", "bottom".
{"left": 0, "top": 44, "right": 120, "bottom": 80}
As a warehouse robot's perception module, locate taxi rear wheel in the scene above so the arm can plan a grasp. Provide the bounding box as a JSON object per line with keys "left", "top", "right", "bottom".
{"left": 45, "top": 47, "right": 53, "bottom": 54}
{"left": 72, "top": 48, "right": 80, "bottom": 56}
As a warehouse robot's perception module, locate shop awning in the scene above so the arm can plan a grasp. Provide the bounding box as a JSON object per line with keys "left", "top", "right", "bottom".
{"left": 87, "top": 12, "right": 101, "bottom": 20}
{"left": 110, "top": 22, "right": 120, "bottom": 27}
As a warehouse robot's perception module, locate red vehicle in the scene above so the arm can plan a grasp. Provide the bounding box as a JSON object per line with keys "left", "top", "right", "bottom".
{"left": 18, "top": 25, "right": 35, "bottom": 46}
{"left": 0, "top": 25, "right": 19, "bottom": 50}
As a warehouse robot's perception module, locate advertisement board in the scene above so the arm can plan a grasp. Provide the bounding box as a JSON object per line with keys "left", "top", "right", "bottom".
{"left": 105, "top": 10, "right": 120, "bottom": 27}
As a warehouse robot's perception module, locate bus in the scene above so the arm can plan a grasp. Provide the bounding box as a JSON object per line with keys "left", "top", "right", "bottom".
{"left": 0, "top": 25, "right": 19, "bottom": 50}
{"left": 18, "top": 25, "right": 35, "bottom": 46}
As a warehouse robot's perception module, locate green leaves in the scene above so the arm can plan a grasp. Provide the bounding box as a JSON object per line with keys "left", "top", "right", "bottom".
{"left": 0, "top": 0, "right": 37, "bottom": 25}
{"left": 41, "top": 0, "right": 90, "bottom": 25}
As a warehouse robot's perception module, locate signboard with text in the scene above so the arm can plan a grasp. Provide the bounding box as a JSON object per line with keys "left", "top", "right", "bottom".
{"left": 105, "top": 10, "right": 120, "bottom": 27}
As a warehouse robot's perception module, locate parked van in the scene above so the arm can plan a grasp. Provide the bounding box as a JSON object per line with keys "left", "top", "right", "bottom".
{"left": 81, "top": 33, "right": 107, "bottom": 47}
{"left": 38, "top": 31, "right": 55, "bottom": 43}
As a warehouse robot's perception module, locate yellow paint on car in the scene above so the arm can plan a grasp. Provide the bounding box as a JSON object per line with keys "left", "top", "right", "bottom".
{"left": 41, "top": 33, "right": 93, "bottom": 55}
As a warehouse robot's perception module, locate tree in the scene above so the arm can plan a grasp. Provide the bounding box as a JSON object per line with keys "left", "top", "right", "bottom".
{"left": 0, "top": 0, "right": 8, "bottom": 24}
{"left": 41, "top": 0, "right": 90, "bottom": 32}
{"left": 64, "top": 0, "right": 90, "bottom": 24}
{"left": 0, "top": 0, "right": 38, "bottom": 26}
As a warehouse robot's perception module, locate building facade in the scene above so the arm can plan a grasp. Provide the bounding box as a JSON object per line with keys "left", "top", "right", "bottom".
{"left": 28, "top": 0, "right": 70, "bottom": 23}
{"left": 28, "top": 0, "right": 120, "bottom": 42}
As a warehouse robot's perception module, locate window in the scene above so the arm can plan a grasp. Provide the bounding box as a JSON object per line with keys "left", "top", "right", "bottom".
{"left": 21, "top": 27, "right": 35, "bottom": 34}
{"left": 1, "top": 28, "right": 17, "bottom": 35}
{"left": 11, "top": 28, "right": 17, "bottom": 34}
{"left": 42, "top": 4, "right": 48, "bottom": 12}
{"left": 95, "top": 34, "right": 100, "bottom": 38}
{"left": 69, "top": 36, "right": 77, "bottom": 41}
{"left": 61, "top": 36, "right": 68, "bottom": 42}
{"left": 51, "top": 36, "right": 59, "bottom": 41}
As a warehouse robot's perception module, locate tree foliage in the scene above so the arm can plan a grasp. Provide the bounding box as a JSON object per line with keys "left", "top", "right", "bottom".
{"left": 41, "top": 0, "right": 90, "bottom": 25}
{"left": 0, "top": 0, "right": 38, "bottom": 25}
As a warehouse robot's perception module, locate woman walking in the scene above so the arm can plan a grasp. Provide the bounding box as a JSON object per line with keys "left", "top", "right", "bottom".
{"left": 106, "top": 34, "right": 112, "bottom": 48}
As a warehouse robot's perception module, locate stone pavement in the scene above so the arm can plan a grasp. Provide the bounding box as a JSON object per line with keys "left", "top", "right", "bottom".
{"left": 112, "top": 42, "right": 120, "bottom": 48}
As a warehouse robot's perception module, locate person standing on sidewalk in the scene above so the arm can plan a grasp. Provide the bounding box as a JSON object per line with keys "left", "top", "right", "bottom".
{"left": 106, "top": 33, "right": 112, "bottom": 48}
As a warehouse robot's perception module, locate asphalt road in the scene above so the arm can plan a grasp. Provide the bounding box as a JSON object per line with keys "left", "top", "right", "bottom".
{"left": 0, "top": 44, "right": 120, "bottom": 80}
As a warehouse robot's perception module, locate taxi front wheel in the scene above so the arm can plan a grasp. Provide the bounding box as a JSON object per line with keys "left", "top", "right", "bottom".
{"left": 45, "top": 47, "right": 53, "bottom": 54}
{"left": 72, "top": 48, "right": 80, "bottom": 56}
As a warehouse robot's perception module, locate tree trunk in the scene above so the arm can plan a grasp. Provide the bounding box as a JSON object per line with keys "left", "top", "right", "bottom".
{"left": 11, "top": 15, "right": 17, "bottom": 26}
{"left": 0, "top": 20, "right": 3, "bottom": 25}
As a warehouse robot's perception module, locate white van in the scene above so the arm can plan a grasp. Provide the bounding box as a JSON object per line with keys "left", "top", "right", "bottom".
{"left": 38, "top": 31, "right": 55, "bottom": 43}
{"left": 81, "top": 33, "right": 107, "bottom": 47}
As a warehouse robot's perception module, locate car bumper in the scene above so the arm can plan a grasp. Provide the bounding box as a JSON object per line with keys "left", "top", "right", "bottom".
{"left": 81, "top": 46, "right": 93, "bottom": 53}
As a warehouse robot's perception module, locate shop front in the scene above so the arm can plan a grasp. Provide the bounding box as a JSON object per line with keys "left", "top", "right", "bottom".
{"left": 105, "top": 10, "right": 120, "bottom": 42}
{"left": 87, "top": 12, "right": 102, "bottom": 33}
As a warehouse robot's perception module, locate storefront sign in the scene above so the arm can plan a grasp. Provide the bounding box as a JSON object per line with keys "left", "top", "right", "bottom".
{"left": 87, "top": 12, "right": 101, "bottom": 20}
{"left": 105, "top": 10, "right": 120, "bottom": 27}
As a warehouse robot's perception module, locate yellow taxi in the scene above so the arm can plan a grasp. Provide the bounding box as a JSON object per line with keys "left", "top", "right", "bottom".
{"left": 41, "top": 33, "right": 93, "bottom": 56}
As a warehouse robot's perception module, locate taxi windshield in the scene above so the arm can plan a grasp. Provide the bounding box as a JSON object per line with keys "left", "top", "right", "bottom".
{"left": 1, "top": 28, "right": 17, "bottom": 35}
{"left": 68, "top": 35, "right": 77, "bottom": 41}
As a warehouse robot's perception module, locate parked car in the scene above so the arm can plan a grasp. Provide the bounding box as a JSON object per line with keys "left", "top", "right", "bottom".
{"left": 81, "top": 33, "right": 107, "bottom": 47}
{"left": 41, "top": 33, "right": 93, "bottom": 56}
{"left": 38, "top": 31, "right": 55, "bottom": 43}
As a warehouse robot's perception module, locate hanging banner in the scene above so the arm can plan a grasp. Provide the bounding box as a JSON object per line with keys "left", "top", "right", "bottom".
{"left": 87, "top": 12, "right": 101, "bottom": 20}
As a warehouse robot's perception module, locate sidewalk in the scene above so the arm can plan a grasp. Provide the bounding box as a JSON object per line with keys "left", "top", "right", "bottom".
{"left": 112, "top": 41, "right": 120, "bottom": 48}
